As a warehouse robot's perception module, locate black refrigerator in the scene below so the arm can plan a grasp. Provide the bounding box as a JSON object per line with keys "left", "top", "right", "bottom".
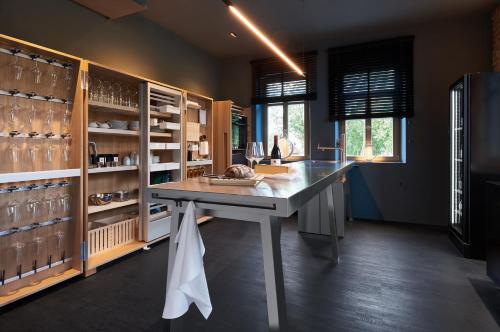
{"left": 449, "top": 73, "right": 500, "bottom": 259}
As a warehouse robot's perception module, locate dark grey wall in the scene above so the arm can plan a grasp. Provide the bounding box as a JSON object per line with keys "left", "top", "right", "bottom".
{"left": 0, "top": 0, "right": 220, "bottom": 97}
{"left": 219, "top": 14, "right": 492, "bottom": 226}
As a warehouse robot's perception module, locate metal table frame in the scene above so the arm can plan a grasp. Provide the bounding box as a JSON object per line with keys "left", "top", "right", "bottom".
{"left": 148, "top": 162, "right": 352, "bottom": 331}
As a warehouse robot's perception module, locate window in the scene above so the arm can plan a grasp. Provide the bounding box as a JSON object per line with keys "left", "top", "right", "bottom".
{"left": 341, "top": 117, "right": 401, "bottom": 162}
{"left": 251, "top": 51, "right": 317, "bottom": 160}
{"left": 266, "top": 101, "right": 308, "bottom": 158}
{"left": 329, "top": 36, "right": 413, "bottom": 162}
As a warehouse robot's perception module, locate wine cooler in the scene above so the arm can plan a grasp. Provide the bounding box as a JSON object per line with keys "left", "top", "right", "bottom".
{"left": 449, "top": 73, "right": 500, "bottom": 259}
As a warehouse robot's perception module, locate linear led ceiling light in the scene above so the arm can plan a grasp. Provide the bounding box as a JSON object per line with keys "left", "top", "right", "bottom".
{"left": 222, "top": 0, "right": 305, "bottom": 77}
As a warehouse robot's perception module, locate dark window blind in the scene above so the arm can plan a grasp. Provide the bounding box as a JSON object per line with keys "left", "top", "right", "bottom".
{"left": 329, "top": 36, "right": 414, "bottom": 121}
{"left": 251, "top": 51, "right": 317, "bottom": 104}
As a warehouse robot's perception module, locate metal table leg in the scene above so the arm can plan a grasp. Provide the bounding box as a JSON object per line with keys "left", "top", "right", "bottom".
{"left": 167, "top": 205, "right": 181, "bottom": 283}
{"left": 320, "top": 184, "right": 339, "bottom": 262}
{"left": 260, "top": 216, "right": 287, "bottom": 331}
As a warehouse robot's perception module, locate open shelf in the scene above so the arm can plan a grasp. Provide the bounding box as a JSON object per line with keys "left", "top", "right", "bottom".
{"left": 150, "top": 162, "right": 180, "bottom": 172}
{"left": 86, "top": 241, "right": 145, "bottom": 271}
{"left": 0, "top": 268, "right": 81, "bottom": 307}
{"left": 187, "top": 160, "right": 213, "bottom": 167}
{"left": 0, "top": 169, "right": 81, "bottom": 184}
{"left": 150, "top": 132, "right": 172, "bottom": 138}
{"left": 150, "top": 110, "right": 172, "bottom": 119}
{"left": 88, "top": 165, "right": 138, "bottom": 174}
{"left": 88, "top": 127, "right": 140, "bottom": 136}
{"left": 88, "top": 198, "right": 139, "bottom": 214}
{"left": 88, "top": 100, "right": 139, "bottom": 116}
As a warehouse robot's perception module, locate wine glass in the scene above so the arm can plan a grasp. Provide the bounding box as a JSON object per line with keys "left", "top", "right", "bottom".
{"left": 111, "top": 81, "right": 122, "bottom": 105}
{"left": 28, "top": 141, "right": 41, "bottom": 171}
{"left": 46, "top": 60, "right": 58, "bottom": 90}
{"left": 27, "top": 96, "right": 38, "bottom": 133}
{"left": 45, "top": 105, "right": 55, "bottom": 134}
{"left": 7, "top": 92, "right": 21, "bottom": 133}
{"left": 63, "top": 63, "right": 73, "bottom": 91}
{"left": 62, "top": 103, "right": 72, "bottom": 133}
{"left": 254, "top": 142, "right": 264, "bottom": 166}
{"left": 245, "top": 142, "right": 256, "bottom": 168}
{"left": 13, "top": 239, "right": 25, "bottom": 279}
{"left": 31, "top": 57, "right": 43, "bottom": 85}
{"left": 9, "top": 51, "right": 23, "bottom": 82}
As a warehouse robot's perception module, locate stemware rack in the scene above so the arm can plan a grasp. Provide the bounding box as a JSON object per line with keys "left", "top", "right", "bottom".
{"left": 0, "top": 34, "right": 84, "bottom": 307}
{"left": 0, "top": 33, "right": 215, "bottom": 306}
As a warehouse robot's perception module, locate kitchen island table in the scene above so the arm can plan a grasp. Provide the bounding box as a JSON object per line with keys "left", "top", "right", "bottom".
{"left": 148, "top": 160, "right": 353, "bottom": 331}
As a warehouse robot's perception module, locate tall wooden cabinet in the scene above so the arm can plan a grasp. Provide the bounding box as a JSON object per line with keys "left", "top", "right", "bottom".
{"left": 83, "top": 62, "right": 145, "bottom": 275}
{"left": 213, "top": 100, "right": 251, "bottom": 174}
{"left": 0, "top": 34, "right": 84, "bottom": 306}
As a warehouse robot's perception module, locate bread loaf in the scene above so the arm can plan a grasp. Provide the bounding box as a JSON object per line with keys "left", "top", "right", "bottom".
{"left": 224, "top": 164, "right": 254, "bottom": 179}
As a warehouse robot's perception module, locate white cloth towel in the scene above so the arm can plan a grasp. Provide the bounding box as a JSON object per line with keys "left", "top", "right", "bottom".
{"left": 162, "top": 201, "right": 212, "bottom": 320}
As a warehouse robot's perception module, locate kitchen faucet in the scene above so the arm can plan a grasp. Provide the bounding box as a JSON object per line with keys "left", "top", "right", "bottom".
{"left": 317, "top": 134, "right": 346, "bottom": 163}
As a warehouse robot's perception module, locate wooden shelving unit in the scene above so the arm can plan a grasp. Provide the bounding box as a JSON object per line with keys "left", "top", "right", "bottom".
{"left": 141, "top": 82, "right": 184, "bottom": 243}
{"left": 0, "top": 34, "right": 84, "bottom": 306}
{"left": 0, "top": 33, "right": 217, "bottom": 306}
{"left": 84, "top": 62, "right": 144, "bottom": 276}
{"left": 213, "top": 100, "right": 252, "bottom": 174}
{"left": 185, "top": 92, "right": 214, "bottom": 178}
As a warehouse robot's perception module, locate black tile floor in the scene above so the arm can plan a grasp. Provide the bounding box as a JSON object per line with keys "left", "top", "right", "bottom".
{"left": 1, "top": 218, "right": 500, "bottom": 332}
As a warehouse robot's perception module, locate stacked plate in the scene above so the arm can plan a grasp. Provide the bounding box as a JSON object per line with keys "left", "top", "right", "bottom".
{"left": 129, "top": 121, "right": 140, "bottom": 131}
{"left": 110, "top": 120, "right": 129, "bottom": 130}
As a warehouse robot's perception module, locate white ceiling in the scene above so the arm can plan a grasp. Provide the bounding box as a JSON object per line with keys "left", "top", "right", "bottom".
{"left": 141, "top": 0, "right": 496, "bottom": 59}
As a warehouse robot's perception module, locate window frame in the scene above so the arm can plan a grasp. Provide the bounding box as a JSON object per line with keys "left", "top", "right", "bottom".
{"left": 340, "top": 117, "right": 401, "bottom": 162}
{"left": 263, "top": 100, "right": 310, "bottom": 161}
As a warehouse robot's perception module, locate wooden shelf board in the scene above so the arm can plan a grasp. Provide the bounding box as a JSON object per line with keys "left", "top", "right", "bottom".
{"left": 88, "top": 100, "right": 139, "bottom": 116}
{"left": 150, "top": 163, "right": 180, "bottom": 172}
{"left": 187, "top": 160, "right": 213, "bottom": 167}
{"left": 86, "top": 241, "right": 145, "bottom": 270}
{"left": 0, "top": 268, "right": 81, "bottom": 307}
{"left": 88, "top": 127, "right": 140, "bottom": 136}
{"left": 197, "top": 216, "right": 213, "bottom": 224}
{"left": 88, "top": 198, "right": 139, "bottom": 214}
{"left": 150, "top": 132, "right": 172, "bottom": 138}
{"left": 88, "top": 165, "right": 138, "bottom": 174}
{"left": 150, "top": 110, "right": 172, "bottom": 119}
{"left": 0, "top": 168, "right": 81, "bottom": 184}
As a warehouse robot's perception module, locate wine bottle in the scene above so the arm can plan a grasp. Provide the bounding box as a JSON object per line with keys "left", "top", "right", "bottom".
{"left": 270, "top": 135, "right": 281, "bottom": 165}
